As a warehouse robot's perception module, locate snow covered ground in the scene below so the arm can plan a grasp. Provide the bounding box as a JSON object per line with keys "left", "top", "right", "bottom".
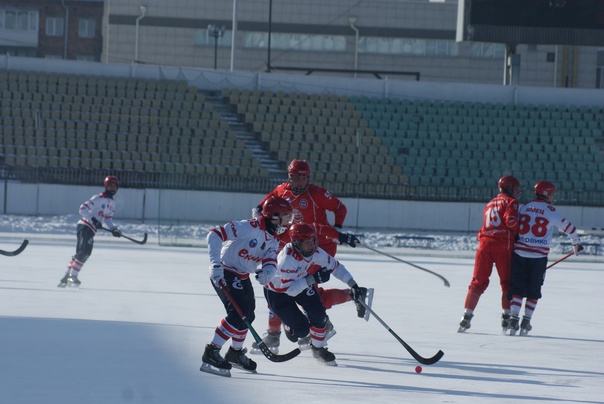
{"left": 0, "top": 215, "right": 602, "bottom": 404}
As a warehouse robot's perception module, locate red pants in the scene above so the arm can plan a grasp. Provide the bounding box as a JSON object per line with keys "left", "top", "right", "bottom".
{"left": 464, "top": 243, "right": 513, "bottom": 311}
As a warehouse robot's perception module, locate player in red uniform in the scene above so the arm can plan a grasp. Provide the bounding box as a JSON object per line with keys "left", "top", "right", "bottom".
{"left": 507, "top": 181, "right": 583, "bottom": 336}
{"left": 458, "top": 175, "right": 521, "bottom": 333}
{"left": 251, "top": 159, "right": 360, "bottom": 353}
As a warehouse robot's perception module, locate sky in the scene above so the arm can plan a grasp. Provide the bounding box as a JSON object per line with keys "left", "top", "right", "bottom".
{"left": 0, "top": 215, "right": 602, "bottom": 404}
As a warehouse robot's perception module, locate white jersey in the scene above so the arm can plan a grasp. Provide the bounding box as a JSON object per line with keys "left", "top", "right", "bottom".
{"left": 514, "top": 200, "right": 581, "bottom": 258}
{"left": 77, "top": 192, "right": 117, "bottom": 233}
{"left": 207, "top": 218, "right": 280, "bottom": 279}
{"left": 266, "top": 243, "right": 355, "bottom": 297}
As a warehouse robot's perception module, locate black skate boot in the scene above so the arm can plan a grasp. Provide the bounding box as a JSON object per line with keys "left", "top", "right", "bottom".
{"left": 520, "top": 316, "right": 532, "bottom": 336}
{"left": 67, "top": 274, "right": 81, "bottom": 288}
{"left": 225, "top": 347, "right": 257, "bottom": 373}
{"left": 501, "top": 313, "right": 511, "bottom": 334}
{"left": 458, "top": 313, "right": 473, "bottom": 333}
{"left": 57, "top": 273, "right": 70, "bottom": 288}
{"left": 200, "top": 344, "right": 232, "bottom": 377}
{"left": 250, "top": 330, "right": 280, "bottom": 354}
{"left": 350, "top": 287, "right": 368, "bottom": 318}
{"left": 284, "top": 325, "right": 298, "bottom": 343}
{"left": 508, "top": 315, "right": 520, "bottom": 336}
{"left": 311, "top": 345, "right": 337, "bottom": 366}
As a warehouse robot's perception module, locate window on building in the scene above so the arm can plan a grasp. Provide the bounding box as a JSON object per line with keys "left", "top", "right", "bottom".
{"left": 468, "top": 42, "right": 505, "bottom": 59}
{"left": 78, "top": 18, "right": 96, "bottom": 38}
{"left": 46, "top": 17, "right": 64, "bottom": 36}
{"left": 76, "top": 55, "right": 96, "bottom": 61}
{"left": 194, "top": 29, "right": 232, "bottom": 47}
{"left": 241, "top": 31, "right": 345, "bottom": 52}
{"left": 359, "top": 36, "right": 459, "bottom": 57}
{"left": 0, "top": 9, "right": 38, "bottom": 31}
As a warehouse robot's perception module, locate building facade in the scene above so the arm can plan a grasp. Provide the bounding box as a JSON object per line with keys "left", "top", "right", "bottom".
{"left": 1, "top": 0, "right": 602, "bottom": 88}
{"left": 0, "top": 0, "right": 103, "bottom": 61}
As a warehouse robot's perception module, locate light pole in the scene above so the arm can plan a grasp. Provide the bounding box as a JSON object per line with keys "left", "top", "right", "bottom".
{"left": 134, "top": 5, "right": 147, "bottom": 63}
{"left": 348, "top": 16, "right": 359, "bottom": 78}
{"left": 208, "top": 24, "right": 225, "bottom": 70}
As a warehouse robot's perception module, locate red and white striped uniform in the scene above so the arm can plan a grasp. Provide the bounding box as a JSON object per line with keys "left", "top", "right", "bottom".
{"left": 207, "top": 217, "right": 280, "bottom": 278}
{"left": 267, "top": 244, "right": 355, "bottom": 297}
{"left": 514, "top": 200, "right": 581, "bottom": 258}
{"left": 78, "top": 192, "right": 117, "bottom": 232}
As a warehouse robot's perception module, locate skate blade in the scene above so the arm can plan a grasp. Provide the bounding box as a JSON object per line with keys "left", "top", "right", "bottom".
{"left": 363, "top": 288, "right": 375, "bottom": 322}
{"left": 519, "top": 329, "right": 530, "bottom": 336}
{"left": 457, "top": 327, "right": 469, "bottom": 333}
{"left": 325, "top": 328, "right": 337, "bottom": 342}
{"left": 229, "top": 363, "right": 257, "bottom": 373}
{"left": 57, "top": 283, "right": 67, "bottom": 288}
{"left": 250, "top": 346, "right": 278, "bottom": 355}
{"left": 322, "top": 360, "right": 337, "bottom": 367}
{"left": 508, "top": 329, "right": 519, "bottom": 336}
{"left": 200, "top": 363, "right": 231, "bottom": 378}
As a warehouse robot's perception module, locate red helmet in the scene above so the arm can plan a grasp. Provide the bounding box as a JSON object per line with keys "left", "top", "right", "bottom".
{"left": 289, "top": 223, "right": 317, "bottom": 257}
{"left": 534, "top": 181, "right": 556, "bottom": 203}
{"left": 287, "top": 159, "right": 311, "bottom": 194}
{"left": 104, "top": 176, "right": 119, "bottom": 189}
{"left": 498, "top": 175, "right": 520, "bottom": 198}
{"left": 262, "top": 196, "right": 293, "bottom": 235}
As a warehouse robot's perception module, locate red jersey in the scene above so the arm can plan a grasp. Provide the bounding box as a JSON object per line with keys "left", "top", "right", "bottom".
{"left": 477, "top": 193, "right": 519, "bottom": 251}
{"left": 259, "top": 182, "right": 347, "bottom": 253}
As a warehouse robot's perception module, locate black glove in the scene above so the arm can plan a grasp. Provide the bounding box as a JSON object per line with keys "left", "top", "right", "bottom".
{"left": 334, "top": 224, "right": 342, "bottom": 230}
{"left": 110, "top": 227, "right": 122, "bottom": 238}
{"left": 91, "top": 217, "right": 103, "bottom": 229}
{"left": 312, "top": 267, "right": 331, "bottom": 284}
{"left": 350, "top": 284, "right": 366, "bottom": 303}
{"left": 350, "top": 284, "right": 367, "bottom": 318}
{"left": 338, "top": 232, "right": 359, "bottom": 248}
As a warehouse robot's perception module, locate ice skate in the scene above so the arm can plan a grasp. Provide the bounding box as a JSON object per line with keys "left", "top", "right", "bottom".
{"left": 457, "top": 313, "right": 473, "bottom": 333}
{"left": 250, "top": 330, "right": 280, "bottom": 354}
{"left": 507, "top": 315, "right": 520, "bottom": 336}
{"left": 200, "top": 344, "right": 232, "bottom": 377}
{"left": 325, "top": 317, "right": 337, "bottom": 342}
{"left": 311, "top": 345, "right": 337, "bottom": 366}
{"left": 284, "top": 325, "right": 298, "bottom": 343}
{"left": 57, "top": 273, "right": 70, "bottom": 288}
{"left": 225, "top": 347, "right": 257, "bottom": 373}
{"left": 297, "top": 334, "right": 311, "bottom": 350}
{"left": 519, "top": 316, "right": 532, "bottom": 336}
{"left": 67, "top": 274, "right": 81, "bottom": 288}
{"left": 501, "top": 314, "right": 511, "bottom": 334}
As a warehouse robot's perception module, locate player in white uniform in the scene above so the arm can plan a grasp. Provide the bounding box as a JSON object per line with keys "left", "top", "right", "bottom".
{"left": 508, "top": 181, "right": 584, "bottom": 336}
{"left": 264, "top": 223, "right": 366, "bottom": 366}
{"left": 58, "top": 176, "right": 122, "bottom": 288}
{"left": 200, "top": 196, "right": 293, "bottom": 377}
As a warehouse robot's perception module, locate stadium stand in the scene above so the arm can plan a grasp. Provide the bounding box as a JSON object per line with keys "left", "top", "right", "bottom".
{"left": 1, "top": 69, "right": 602, "bottom": 204}
{"left": 0, "top": 70, "right": 269, "bottom": 189}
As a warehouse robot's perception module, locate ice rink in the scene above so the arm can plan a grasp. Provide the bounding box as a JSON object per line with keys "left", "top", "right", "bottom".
{"left": 1, "top": 229, "right": 602, "bottom": 404}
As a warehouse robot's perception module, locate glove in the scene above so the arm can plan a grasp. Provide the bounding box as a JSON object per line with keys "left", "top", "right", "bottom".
{"left": 306, "top": 267, "right": 331, "bottom": 286}
{"left": 573, "top": 244, "right": 584, "bottom": 256}
{"left": 255, "top": 268, "right": 274, "bottom": 285}
{"left": 350, "top": 283, "right": 367, "bottom": 318}
{"left": 338, "top": 232, "right": 359, "bottom": 248}
{"left": 252, "top": 206, "right": 262, "bottom": 218}
{"left": 209, "top": 263, "right": 224, "bottom": 287}
{"left": 334, "top": 224, "right": 342, "bottom": 230}
{"left": 350, "top": 284, "right": 366, "bottom": 303}
{"left": 91, "top": 217, "right": 103, "bottom": 230}
{"left": 110, "top": 227, "right": 122, "bottom": 238}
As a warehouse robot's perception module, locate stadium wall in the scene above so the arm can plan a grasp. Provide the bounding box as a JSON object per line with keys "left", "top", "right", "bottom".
{"left": 2, "top": 183, "right": 602, "bottom": 232}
